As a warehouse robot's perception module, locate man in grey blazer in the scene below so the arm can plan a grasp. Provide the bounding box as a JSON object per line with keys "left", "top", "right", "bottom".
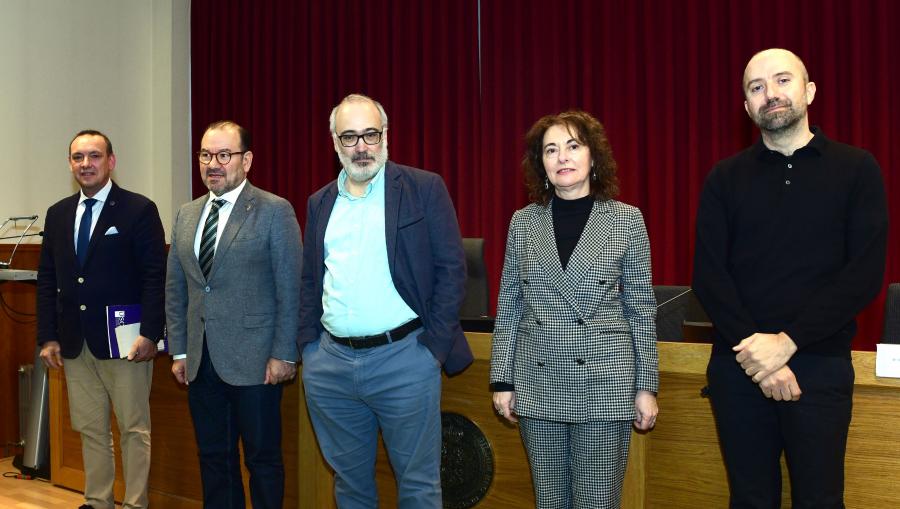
{"left": 166, "top": 120, "right": 302, "bottom": 509}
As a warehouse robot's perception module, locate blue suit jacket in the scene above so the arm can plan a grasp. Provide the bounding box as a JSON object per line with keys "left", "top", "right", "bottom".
{"left": 298, "top": 162, "right": 472, "bottom": 375}
{"left": 36, "top": 182, "right": 167, "bottom": 359}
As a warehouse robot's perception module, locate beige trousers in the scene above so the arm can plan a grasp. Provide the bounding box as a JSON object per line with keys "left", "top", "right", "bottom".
{"left": 64, "top": 344, "right": 153, "bottom": 509}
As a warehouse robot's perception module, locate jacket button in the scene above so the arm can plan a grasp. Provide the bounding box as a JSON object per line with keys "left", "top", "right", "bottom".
{"left": 576, "top": 318, "right": 585, "bottom": 325}
{"left": 598, "top": 280, "right": 606, "bottom": 285}
{"left": 536, "top": 361, "right": 545, "bottom": 367}
{"left": 79, "top": 305, "right": 87, "bottom": 311}
{"left": 522, "top": 279, "right": 529, "bottom": 285}
{"left": 204, "top": 286, "right": 211, "bottom": 293}
{"left": 535, "top": 319, "right": 542, "bottom": 325}
{"left": 575, "top": 358, "right": 585, "bottom": 365}
{"left": 77, "top": 277, "right": 84, "bottom": 284}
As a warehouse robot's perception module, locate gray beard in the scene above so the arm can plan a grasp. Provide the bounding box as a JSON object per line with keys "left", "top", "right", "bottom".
{"left": 338, "top": 146, "right": 389, "bottom": 183}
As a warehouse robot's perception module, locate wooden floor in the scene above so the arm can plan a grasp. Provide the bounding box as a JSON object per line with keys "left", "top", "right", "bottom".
{"left": 0, "top": 456, "right": 100, "bottom": 509}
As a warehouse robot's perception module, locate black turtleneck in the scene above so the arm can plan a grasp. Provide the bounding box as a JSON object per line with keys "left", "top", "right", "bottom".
{"left": 552, "top": 194, "right": 594, "bottom": 270}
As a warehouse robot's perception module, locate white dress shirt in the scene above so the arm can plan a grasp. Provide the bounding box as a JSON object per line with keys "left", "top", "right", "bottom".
{"left": 73, "top": 179, "right": 113, "bottom": 252}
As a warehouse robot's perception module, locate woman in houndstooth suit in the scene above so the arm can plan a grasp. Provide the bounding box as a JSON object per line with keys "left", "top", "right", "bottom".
{"left": 490, "top": 110, "right": 659, "bottom": 509}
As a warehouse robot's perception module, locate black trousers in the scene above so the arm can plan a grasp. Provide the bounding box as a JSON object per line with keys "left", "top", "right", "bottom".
{"left": 188, "top": 340, "right": 284, "bottom": 509}
{"left": 707, "top": 353, "right": 853, "bottom": 509}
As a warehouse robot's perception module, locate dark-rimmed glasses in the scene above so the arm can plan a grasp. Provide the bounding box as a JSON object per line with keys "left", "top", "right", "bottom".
{"left": 336, "top": 131, "right": 383, "bottom": 148}
{"left": 197, "top": 150, "right": 247, "bottom": 165}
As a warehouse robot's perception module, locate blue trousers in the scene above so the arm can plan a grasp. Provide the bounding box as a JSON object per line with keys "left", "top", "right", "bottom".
{"left": 302, "top": 329, "right": 442, "bottom": 509}
{"left": 188, "top": 340, "right": 284, "bottom": 509}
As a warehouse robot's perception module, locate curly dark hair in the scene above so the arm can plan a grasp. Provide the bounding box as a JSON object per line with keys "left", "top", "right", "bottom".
{"left": 522, "top": 110, "right": 619, "bottom": 205}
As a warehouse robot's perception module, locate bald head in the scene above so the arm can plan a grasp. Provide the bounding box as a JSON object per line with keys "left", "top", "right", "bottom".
{"left": 742, "top": 48, "right": 817, "bottom": 141}
{"left": 743, "top": 48, "right": 809, "bottom": 92}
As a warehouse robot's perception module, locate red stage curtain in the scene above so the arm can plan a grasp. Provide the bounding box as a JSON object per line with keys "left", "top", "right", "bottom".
{"left": 192, "top": 0, "right": 898, "bottom": 350}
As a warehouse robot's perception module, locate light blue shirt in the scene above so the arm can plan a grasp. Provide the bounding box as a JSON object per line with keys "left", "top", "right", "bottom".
{"left": 321, "top": 166, "right": 417, "bottom": 337}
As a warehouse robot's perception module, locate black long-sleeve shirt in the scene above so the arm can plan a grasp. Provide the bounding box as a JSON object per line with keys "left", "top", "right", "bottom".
{"left": 692, "top": 128, "right": 888, "bottom": 357}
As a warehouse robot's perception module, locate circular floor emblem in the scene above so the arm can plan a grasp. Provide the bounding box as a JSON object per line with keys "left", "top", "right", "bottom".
{"left": 441, "top": 412, "right": 494, "bottom": 509}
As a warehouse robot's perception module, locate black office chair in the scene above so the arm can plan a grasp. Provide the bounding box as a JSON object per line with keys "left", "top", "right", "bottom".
{"left": 653, "top": 285, "right": 709, "bottom": 341}
{"left": 882, "top": 283, "right": 900, "bottom": 344}
{"left": 460, "top": 238, "right": 489, "bottom": 318}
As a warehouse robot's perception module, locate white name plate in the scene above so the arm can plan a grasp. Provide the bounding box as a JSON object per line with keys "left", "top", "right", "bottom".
{"left": 876, "top": 343, "right": 900, "bottom": 378}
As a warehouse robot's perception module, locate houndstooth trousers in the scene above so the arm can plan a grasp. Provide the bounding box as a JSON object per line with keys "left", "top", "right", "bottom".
{"left": 518, "top": 417, "right": 632, "bottom": 509}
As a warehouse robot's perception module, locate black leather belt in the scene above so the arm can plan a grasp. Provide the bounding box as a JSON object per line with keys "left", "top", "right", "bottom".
{"left": 329, "top": 318, "right": 423, "bottom": 349}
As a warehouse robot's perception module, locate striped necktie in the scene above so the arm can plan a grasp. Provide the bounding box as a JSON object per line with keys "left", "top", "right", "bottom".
{"left": 198, "top": 199, "right": 225, "bottom": 279}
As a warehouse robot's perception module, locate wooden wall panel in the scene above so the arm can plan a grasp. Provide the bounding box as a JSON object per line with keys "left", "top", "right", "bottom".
{"left": 0, "top": 244, "right": 40, "bottom": 452}
{"left": 49, "top": 342, "right": 300, "bottom": 508}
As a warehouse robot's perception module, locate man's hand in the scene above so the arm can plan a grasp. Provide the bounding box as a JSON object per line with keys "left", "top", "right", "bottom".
{"left": 127, "top": 336, "right": 158, "bottom": 362}
{"left": 634, "top": 390, "right": 659, "bottom": 431}
{"left": 733, "top": 332, "right": 798, "bottom": 382}
{"left": 758, "top": 365, "right": 802, "bottom": 401}
{"left": 172, "top": 358, "right": 188, "bottom": 385}
{"left": 492, "top": 391, "right": 518, "bottom": 423}
{"left": 264, "top": 358, "right": 297, "bottom": 385}
{"left": 39, "top": 341, "right": 64, "bottom": 369}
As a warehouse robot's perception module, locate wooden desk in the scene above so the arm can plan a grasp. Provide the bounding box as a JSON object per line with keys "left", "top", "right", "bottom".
{"left": 296, "top": 333, "right": 647, "bottom": 508}
{"left": 298, "top": 337, "right": 900, "bottom": 509}
{"left": 49, "top": 334, "right": 900, "bottom": 508}
{"left": 647, "top": 342, "right": 900, "bottom": 508}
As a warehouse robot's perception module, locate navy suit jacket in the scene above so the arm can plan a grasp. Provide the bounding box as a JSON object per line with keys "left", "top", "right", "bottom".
{"left": 298, "top": 162, "right": 473, "bottom": 375}
{"left": 37, "top": 182, "right": 166, "bottom": 359}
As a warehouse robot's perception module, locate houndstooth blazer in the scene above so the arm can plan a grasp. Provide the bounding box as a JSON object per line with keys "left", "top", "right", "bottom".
{"left": 490, "top": 199, "right": 659, "bottom": 422}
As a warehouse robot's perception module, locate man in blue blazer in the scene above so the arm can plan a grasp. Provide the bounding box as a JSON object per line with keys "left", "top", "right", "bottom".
{"left": 37, "top": 130, "right": 166, "bottom": 509}
{"left": 299, "top": 93, "right": 472, "bottom": 508}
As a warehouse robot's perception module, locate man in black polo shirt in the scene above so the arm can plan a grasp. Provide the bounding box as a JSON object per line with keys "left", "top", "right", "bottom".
{"left": 693, "top": 48, "right": 888, "bottom": 508}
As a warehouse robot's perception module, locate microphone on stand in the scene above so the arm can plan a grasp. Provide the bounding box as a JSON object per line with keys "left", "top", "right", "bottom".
{"left": 0, "top": 215, "right": 40, "bottom": 268}
{"left": 655, "top": 287, "right": 712, "bottom": 341}
{"left": 656, "top": 287, "right": 694, "bottom": 310}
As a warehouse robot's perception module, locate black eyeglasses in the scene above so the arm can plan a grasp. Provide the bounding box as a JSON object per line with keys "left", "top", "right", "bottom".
{"left": 197, "top": 150, "right": 247, "bottom": 165}
{"left": 336, "top": 131, "right": 383, "bottom": 148}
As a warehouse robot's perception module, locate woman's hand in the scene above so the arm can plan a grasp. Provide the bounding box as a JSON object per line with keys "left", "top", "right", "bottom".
{"left": 634, "top": 390, "right": 658, "bottom": 430}
{"left": 492, "top": 391, "right": 518, "bottom": 423}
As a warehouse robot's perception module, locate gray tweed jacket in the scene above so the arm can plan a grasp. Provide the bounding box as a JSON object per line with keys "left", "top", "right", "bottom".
{"left": 490, "top": 199, "right": 658, "bottom": 422}
{"left": 166, "top": 182, "right": 302, "bottom": 386}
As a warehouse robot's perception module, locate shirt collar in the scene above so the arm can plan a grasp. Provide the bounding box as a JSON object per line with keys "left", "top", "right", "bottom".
{"left": 79, "top": 179, "right": 113, "bottom": 205}
{"left": 753, "top": 126, "right": 826, "bottom": 162}
{"left": 336, "top": 164, "right": 385, "bottom": 199}
{"left": 206, "top": 178, "right": 248, "bottom": 207}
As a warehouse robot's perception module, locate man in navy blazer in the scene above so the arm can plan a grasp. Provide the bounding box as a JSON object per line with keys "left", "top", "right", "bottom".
{"left": 299, "top": 93, "right": 471, "bottom": 508}
{"left": 37, "top": 130, "right": 166, "bottom": 509}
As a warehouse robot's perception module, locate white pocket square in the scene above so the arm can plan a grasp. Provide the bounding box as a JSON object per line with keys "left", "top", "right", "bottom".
{"left": 105, "top": 226, "right": 119, "bottom": 235}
